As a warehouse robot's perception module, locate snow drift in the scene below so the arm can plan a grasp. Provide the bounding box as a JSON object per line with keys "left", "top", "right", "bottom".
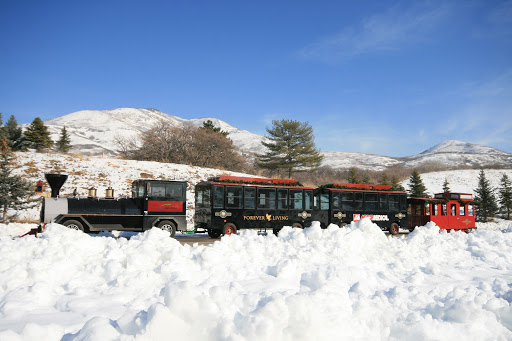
{"left": 1, "top": 219, "right": 512, "bottom": 340}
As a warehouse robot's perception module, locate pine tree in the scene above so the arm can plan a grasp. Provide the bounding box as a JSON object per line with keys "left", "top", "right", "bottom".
{"left": 408, "top": 169, "right": 429, "bottom": 197}
{"left": 442, "top": 178, "right": 451, "bottom": 193}
{"left": 24, "top": 117, "right": 53, "bottom": 152}
{"left": 258, "top": 119, "right": 323, "bottom": 178}
{"left": 0, "top": 113, "right": 5, "bottom": 140}
{"left": 361, "top": 173, "right": 370, "bottom": 184}
{"left": 347, "top": 167, "right": 360, "bottom": 184}
{"left": 391, "top": 176, "right": 406, "bottom": 192}
{"left": 379, "top": 173, "right": 391, "bottom": 186}
{"left": 5, "top": 115, "right": 25, "bottom": 151}
{"left": 56, "top": 126, "right": 72, "bottom": 153}
{"left": 201, "top": 120, "right": 229, "bottom": 137}
{"left": 0, "top": 139, "right": 36, "bottom": 223}
{"left": 498, "top": 173, "right": 512, "bottom": 220}
{"left": 474, "top": 169, "right": 498, "bottom": 222}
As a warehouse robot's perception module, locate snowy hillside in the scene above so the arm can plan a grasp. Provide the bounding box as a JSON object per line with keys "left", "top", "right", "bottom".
{"left": 11, "top": 151, "right": 254, "bottom": 225}
{"left": 420, "top": 140, "right": 510, "bottom": 155}
{"left": 35, "top": 108, "right": 511, "bottom": 171}
{"left": 41, "top": 108, "right": 266, "bottom": 156}
{"left": 401, "top": 169, "right": 512, "bottom": 197}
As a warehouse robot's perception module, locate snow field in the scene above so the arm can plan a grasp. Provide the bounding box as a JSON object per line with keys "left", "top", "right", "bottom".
{"left": 1, "top": 219, "right": 511, "bottom": 340}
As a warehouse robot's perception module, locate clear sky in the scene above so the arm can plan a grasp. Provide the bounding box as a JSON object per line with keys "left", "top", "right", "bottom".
{"left": 1, "top": 0, "right": 511, "bottom": 156}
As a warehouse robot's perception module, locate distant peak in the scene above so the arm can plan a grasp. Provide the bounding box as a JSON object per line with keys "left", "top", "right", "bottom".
{"left": 420, "top": 140, "right": 508, "bottom": 155}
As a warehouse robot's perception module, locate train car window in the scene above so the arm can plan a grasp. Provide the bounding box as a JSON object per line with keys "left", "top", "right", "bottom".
{"left": 450, "top": 204, "right": 456, "bottom": 216}
{"left": 432, "top": 204, "right": 438, "bottom": 216}
{"left": 226, "top": 186, "right": 242, "bottom": 209}
{"left": 425, "top": 204, "right": 430, "bottom": 216}
{"left": 468, "top": 205, "right": 474, "bottom": 216}
{"left": 354, "top": 193, "right": 363, "bottom": 211}
{"left": 195, "top": 186, "right": 211, "bottom": 208}
{"left": 332, "top": 193, "right": 340, "bottom": 209}
{"left": 213, "top": 186, "right": 224, "bottom": 209}
{"left": 341, "top": 192, "right": 354, "bottom": 210}
{"left": 149, "top": 184, "right": 166, "bottom": 197}
{"left": 244, "top": 187, "right": 256, "bottom": 209}
{"left": 379, "top": 194, "right": 388, "bottom": 211}
{"left": 400, "top": 195, "right": 407, "bottom": 211}
{"left": 165, "top": 183, "right": 183, "bottom": 198}
{"left": 364, "top": 193, "right": 378, "bottom": 211}
{"left": 460, "top": 205, "right": 465, "bottom": 216}
{"left": 320, "top": 194, "right": 330, "bottom": 210}
{"left": 290, "top": 190, "right": 303, "bottom": 210}
{"left": 441, "top": 204, "right": 447, "bottom": 216}
{"left": 313, "top": 194, "right": 319, "bottom": 210}
{"left": 305, "top": 190, "right": 313, "bottom": 210}
{"left": 258, "top": 188, "right": 276, "bottom": 209}
{"left": 389, "top": 195, "right": 399, "bottom": 212}
{"left": 278, "top": 189, "right": 288, "bottom": 209}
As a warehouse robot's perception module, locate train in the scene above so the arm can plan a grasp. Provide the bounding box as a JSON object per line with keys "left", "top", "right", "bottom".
{"left": 39, "top": 173, "right": 477, "bottom": 237}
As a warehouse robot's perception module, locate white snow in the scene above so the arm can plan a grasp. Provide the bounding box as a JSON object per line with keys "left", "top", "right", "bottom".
{"left": 401, "top": 169, "right": 512, "bottom": 197}
{"left": 2, "top": 151, "right": 512, "bottom": 340}
{"left": 0, "top": 219, "right": 511, "bottom": 340}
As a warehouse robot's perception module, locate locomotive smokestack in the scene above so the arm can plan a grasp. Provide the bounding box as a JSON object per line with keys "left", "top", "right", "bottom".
{"left": 45, "top": 174, "right": 68, "bottom": 198}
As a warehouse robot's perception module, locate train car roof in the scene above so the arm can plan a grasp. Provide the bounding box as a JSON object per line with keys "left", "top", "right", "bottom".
{"left": 201, "top": 176, "right": 314, "bottom": 189}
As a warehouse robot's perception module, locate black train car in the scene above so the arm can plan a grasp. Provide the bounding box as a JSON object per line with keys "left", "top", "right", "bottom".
{"left": 40, "top": 174, "right": 187, "bottom": 237}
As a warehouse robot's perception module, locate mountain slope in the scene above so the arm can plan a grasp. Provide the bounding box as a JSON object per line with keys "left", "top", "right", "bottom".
{"left": 420, "top": 140, "right": 510, "bottom": 155}
{"left": 43, "top": 108, "right": 266, "bottom": 155}
{"left": 38, "top": 108, "right": 512, "bottom": 171}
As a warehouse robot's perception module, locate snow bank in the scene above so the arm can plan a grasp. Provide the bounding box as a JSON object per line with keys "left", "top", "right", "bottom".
{"left": 1, "top": 221, "right": 512, "bottom": 340}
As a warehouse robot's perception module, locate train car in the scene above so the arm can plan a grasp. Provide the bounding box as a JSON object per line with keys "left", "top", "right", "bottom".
{"left": 312, "top": 183, "right": 410, "bottom": 234}
{"left": 407, "top": 192, "right": 477, "bottom": 231}
{"left": 40, "top": 174, "right": 188, "bottom": 236}
{"left": 194, "top": 176, "right": 315, "bottom": 238}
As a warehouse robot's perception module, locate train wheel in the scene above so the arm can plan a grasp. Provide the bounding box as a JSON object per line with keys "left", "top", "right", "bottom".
{"left": 208, "top": 229, "right": 222, "bottom": 238}
{"left": 63, "top": 219, "right": 84, "bottom": 232}
{"left": 292, "top": 222, "right": 303, "bottom": 229}
{"left": 223, "top": 223, "right": 237, "bottom": 235}
{"left": 389, "top": 223, "right": 399, "bottom": 235}
{"left": 157, "top": 220, "right": 176, "bottom": 237}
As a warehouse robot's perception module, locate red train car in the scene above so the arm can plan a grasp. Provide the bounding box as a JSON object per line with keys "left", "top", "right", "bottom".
{"left": 407, "top": 192, "right": 477, "bottom": 231}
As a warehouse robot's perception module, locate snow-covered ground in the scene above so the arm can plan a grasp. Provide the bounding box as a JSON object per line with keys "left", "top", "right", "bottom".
{"left": 0, "top": 220, "right": 511, "bottom": 340}
{"left": 3, "top": 152, "right": 512, "bottom": 340}
{"left": 401, "top": 169, "right": 512, "bottom": 197}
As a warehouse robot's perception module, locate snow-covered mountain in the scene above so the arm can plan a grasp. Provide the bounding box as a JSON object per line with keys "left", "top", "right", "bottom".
{"left": 42, "top": 108, "right": 266, "bottom": 156}
{"left": 420, "top": 140, "right": 510, "bottom": 155}
{"left": 37, "top": 108, "right": 512, "bottom": 171}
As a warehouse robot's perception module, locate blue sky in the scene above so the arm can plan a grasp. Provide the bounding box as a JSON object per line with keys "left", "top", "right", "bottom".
{"left": 1, "top": 0, "right": 511, "bottom": 156}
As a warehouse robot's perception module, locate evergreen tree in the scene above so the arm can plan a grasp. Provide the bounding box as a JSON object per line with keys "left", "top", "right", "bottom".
{"left": 361, "top": 173, "right": 370, "bottom": 184}
{"left": 390, "top": 176, "right": 405, "bottom": 192}
{"left": 347, "top": 167, "right": 360, "bottom": 183}
{"left": 56, "top": 126, "right": 72, "bottom": 153}
{"left": 0, "top": 139, "right": 35, "bottom": 223}
{"left": 379, "top": 173, "right": 391, "bottom": 186}
{"left": 390, "top": 176, "right": 405, "bottom": 191}
{"left": 442, "top": 178, "right": 451, "bottom": 193}
{"left": 258, "top": 119, "right": 323, "bottom": 178}
{"left": 24, "top": 117, "right": 53, "bottom": 152}
{"left": 201, "top": 120, "right": 229, "bottom": 136}
{"left": 474, "top": 169, "right": 498, "bottom": 222}
{"left": 5, "top": 115, "right": 25, "bottom": 151}
{"left": 408, "top": 169, "right": 429, "bottom": 197}
{"left": 0, "top": 113, "right": 5, "bottom": 140}
{"left": 498, "top": 173, "right": 512, "bottom": 220}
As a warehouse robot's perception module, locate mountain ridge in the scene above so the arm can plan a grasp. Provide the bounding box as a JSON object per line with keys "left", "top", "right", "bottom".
{"left": 32, "top": 108, "right": 512, "bottom": 171}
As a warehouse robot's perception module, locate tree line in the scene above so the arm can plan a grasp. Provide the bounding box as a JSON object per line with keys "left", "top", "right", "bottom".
{"left": 0, "top": 113, "right": 71, "bottom": 153}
